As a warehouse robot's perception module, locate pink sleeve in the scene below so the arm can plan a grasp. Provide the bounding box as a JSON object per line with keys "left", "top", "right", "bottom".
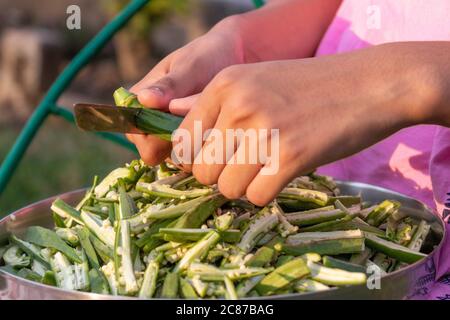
{"left": 429, "top": 126, "right": 450, "bottom": 279}
{"left": 430, "top": 127, "right": 450, "bottom": 215}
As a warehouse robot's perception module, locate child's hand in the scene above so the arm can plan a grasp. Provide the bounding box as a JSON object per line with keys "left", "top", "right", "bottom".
{"left": 175, "top": 42, "right": 447, "bottom": 206}
{"left": 127, "top": 17, "right": 244, "bottom": 164}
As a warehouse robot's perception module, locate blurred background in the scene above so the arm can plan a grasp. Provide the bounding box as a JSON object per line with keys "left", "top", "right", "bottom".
{"left": 0, "top": 0, "right": 253, "bottom": 215}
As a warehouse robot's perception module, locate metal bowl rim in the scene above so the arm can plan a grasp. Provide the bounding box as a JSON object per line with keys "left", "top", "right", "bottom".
{"left": 0, "top": 181, "right": 446, "bottom": 300}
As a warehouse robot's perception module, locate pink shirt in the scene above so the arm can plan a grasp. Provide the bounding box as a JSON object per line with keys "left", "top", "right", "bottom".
{"left": 315, "top": 0, "right": 450, "bottom": 298}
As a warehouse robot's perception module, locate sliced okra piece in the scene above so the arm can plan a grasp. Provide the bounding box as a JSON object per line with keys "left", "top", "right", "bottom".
{"left": 25, "top": 226, "right": 81, "bottom": 263}
{"left": 294, "top": 279, "right": 330, "bottom": 292}
{"left": 278, "top": 188, "right": 329, "bottom": 206}
{"left": 174, "top": 195, "right": 227, "bottom": 229}
{"left": 187, "top": 262, "right": 271, "bottom": 281}
{"left": 81, "top": 210, "right": 115, "bottom": 248}
{"left": 76, "top": 176, "right": 99, "bottom": 210}
{"left": 3, "top": 245, "right": 30, "bottom": 267}
{"left": 76, "top": 227, "right": 100, "bottom": 270}
{"left": 307, "top": 261, "right": 367, "bottom": 286}
{"left": 407, "top": 220, "right": 430, "bottom": 252}
{"left": 9, "top": 235, "right": 50, "bottom": 268}
{"left": 255, "top": 257, "right": 310, "bottom": 296}
{"left": 94, "top": 167, "right": 132, "bottom": 198}
{"left": 161, "top": 272, "right": 179, "bottom": 298}
{"left": 139, "top": 251, "right": 163, "bottom": 298}
{"left": 365, "top": 200, "right": 400, "bottom": 227}
{"left": 114, "top": 220, "right": 138, "bottom": 295}
{"left": 89, "top": 268, "right": 110, "bottom": 295}
{"left": 224, "top": 276, "right": 238, "bottom": 300}
{"left": 174, "top": 230, "right": 220, "bottom": 272}
{"left": 285, "top": 207, "right": 346, "bottom": 226}
{"left": 236, "top": 275, "right": 265, "bottom": 298}
{"left": 364, "top": 233, "right": 426, "bottom": 263}
{"left": 55, "top": 228, "right": 79, "bottom": 246}
{"left": 278, "top": 230, "right": 365, "bottom": 256}
{"left": 299, "top": 212, "right": 359, "bottom": 232}
{"left": 137, "top": 182, "right": 213, "bottom": 199}
{"left": 159, "top": 228, "right": 241, "bottom": 243}
{"left": 180, "top": 277, "right": 198, "bottom": 299}
{"left": 323, "top": 256, "right": 367, "bottom": 273}
{"left": 245, "top": 246, "right": 275, "bottom": 268}
{"left": 237, "top": 207, "right": 279, "bottom": 253}
{"left": 51, "top": 198, "right": 83, "bottom": 225}
{"left": 272, "top": 203, "right": 298, "bottom": 237}
{"left": 349, "top": 247, "right": 373, "bottom": 265}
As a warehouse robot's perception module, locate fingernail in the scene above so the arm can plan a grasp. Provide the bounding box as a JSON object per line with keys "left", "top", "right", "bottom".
{"left": 148, "top": 86, "right": 165, "bottom": 97}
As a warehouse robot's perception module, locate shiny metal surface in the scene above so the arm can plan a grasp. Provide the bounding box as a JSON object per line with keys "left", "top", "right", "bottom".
{"left": 74, "top": 103, "right": 144, "bottom": 135}
{"left": 0, "top": 182, "right": 445, "bottom": 300}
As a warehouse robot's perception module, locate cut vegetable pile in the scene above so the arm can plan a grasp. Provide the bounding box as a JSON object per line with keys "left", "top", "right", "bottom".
{"left": 0, "top": 160, "right": 431, "bottom": 299}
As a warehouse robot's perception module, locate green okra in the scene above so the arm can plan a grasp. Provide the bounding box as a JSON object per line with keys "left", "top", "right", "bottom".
{"left": 25, "top": 226, "right": 81, "bottom": 263}
{"left": 366, "top": 200, "right": 400, "bottom": 227}
{"left": 236, "top": 275, "right": 265, "bottom": 298}
{"left": 365, "top": 233, "right": 427, "bottom": 263}
{"left": 174, "top": 230, "right": 220, "bottom": 272}
{"left": 255, "top": 257, "right": 310, "bottom": 295}
{"left": 3, "top": 246, "right": 30, "bottom": 268}
{"left": 407, "top": 220, "right": 430, "bottom": 252}
{"left": 135, "top": 218, "right": 175, "bottom": 248}
{"left": 307, "top": 261, "right": 367, "bottom": 286}
{"left": 113, "top": 87, "right": 183, "bottom": 141}
{"left": 51, "top": 198, "right": 83, "bottom": 225}
{"left": 9, "top": 235, "right": 50, "bottom": 268}
{"left": 299, "top": 212, "right": 359, "bottom": 232}
{"left": 77, "top": 227, "right": 100, "bottom": 270}
{"left": 180, "top": 277, "right": 198, "bottom": 299}
{"left": 278, "top": 188, "right": 329, "bottom": 207}
{"left": 41, "top": 270, "right": 57, "bottom": 286}
{"left": 285, "top": 208, "right": 346, "bottom": 226}
{"left": 187, "top": 262, "right": 272, "bottom": 281}
{"left": 238, "top": 208, "right": 279, "bottom": 253}
{"left": 294, "top": 279, "right": 330, "bottom": 292}
{"left": 349, "top": 247, "right": 373, "bottom": 265}
{"left": 161, "top": 272, "right": 179, "bottom": 298}
{"left": 224, "top": 276, "right": 238, "bottom": 300}
{"left": 81, "top": 211, "right": 115, "bottom": 248}
{"left": 245, "top": 246, "right": 275, "bottom": 268}
{"left": 136, "top": 182, "right": 212, "bottom": 199}
{"left": 174, "top": 195, "right": 227, "bottom": 229}
{"left": 89, "top": 268, "right": 110, "bottom": 294}
{"left": 89, "top": 233, "right": 114, "bottom": 263}
{"left": 278, "top": 230, "right": 365, "bottom": 256}
{"left": 55, "top": 228, "right": 79, "bottom": 246}
{"left": 323, "top": 256, "right": 367, "bottom": 273}
{"left": 327, "top": 195, "right": 362, "bottom": 207}
{"left": 126, "top": 196, "right": 212, "bottom": 231}
{"left": 139, "top": 252, "right": 163, "bottom": 298}
{"left": 159, "top": 228, "right": 241, "bottom": 243}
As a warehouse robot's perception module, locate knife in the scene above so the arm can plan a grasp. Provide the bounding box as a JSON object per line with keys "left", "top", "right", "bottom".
{"left": 74, "top": 103, "right": 183, "bottom": 141}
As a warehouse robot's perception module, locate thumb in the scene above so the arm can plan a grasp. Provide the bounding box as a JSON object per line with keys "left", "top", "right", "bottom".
{"left": 135, "top": 71, "right": 201, "bottom": 110}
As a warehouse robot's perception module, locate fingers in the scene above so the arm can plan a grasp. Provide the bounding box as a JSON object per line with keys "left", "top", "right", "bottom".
{"left": 169, "top": 94, "right": 200, "bottom": 116}
{"left": 173, "top": 87, "right": 222, "bottom": 172}
{"left": 216, "top": 141, "right": 262, "bottom": 200}
{"left": 131, "top": 134, "right": 172, "bottom": 166}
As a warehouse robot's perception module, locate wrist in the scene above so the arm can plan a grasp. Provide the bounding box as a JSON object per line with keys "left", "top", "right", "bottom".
{"left": 209, "top": 15, "right": 246, "bottom": 64}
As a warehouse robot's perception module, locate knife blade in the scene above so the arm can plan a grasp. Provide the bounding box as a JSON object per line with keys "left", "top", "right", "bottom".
{"left": 74, "top": 103, "right": 146, "bottom": 134}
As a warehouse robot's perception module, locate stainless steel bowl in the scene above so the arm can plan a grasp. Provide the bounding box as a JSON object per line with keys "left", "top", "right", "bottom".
{"left": 0, "top": 182, "right": 445, "bottom": 300}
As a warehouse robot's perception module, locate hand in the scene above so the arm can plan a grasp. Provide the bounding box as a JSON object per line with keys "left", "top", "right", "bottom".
{"left": 175, "top": 42, "right": 448, "bottom": 206}
{"left": 127, "top": 17, "right": 244, "bottom": 165}
{"left": 128, "top": 0, "right": 342, "bottom": 165}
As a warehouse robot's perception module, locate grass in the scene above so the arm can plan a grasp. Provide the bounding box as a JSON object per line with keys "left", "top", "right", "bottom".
{"left": 0, "top": 117, "right": 137, "bottom": 217}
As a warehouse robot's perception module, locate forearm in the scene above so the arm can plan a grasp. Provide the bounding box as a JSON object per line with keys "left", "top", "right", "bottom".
{"left": 383, "top": 41, "right": 450, "bottom": 128}
{"left": 212, "top": 0, "right": 342, "bottom": 63}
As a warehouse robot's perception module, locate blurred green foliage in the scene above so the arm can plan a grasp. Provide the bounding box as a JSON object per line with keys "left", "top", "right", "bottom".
{"left": 0, "top": 120, "right": 136, "bottom": 217}
{"left": 104, "top": 0, "right": 190, "bottom": 38}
